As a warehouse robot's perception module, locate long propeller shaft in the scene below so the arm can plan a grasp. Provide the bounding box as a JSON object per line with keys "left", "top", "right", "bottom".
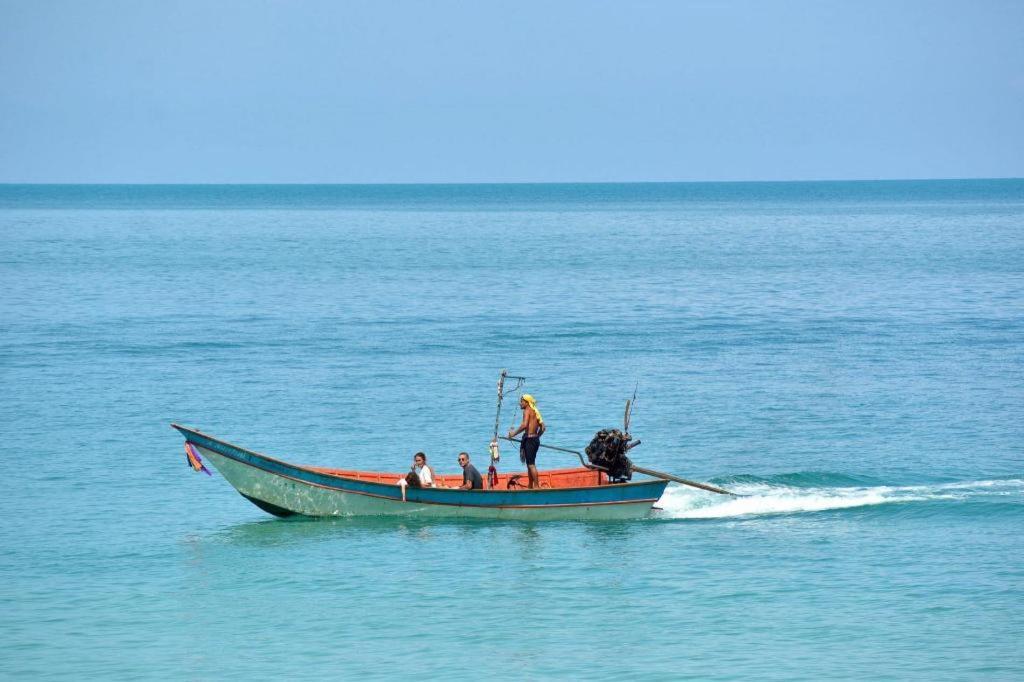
{"left": 499, "top": 436, "right": 736, "bottom": 496}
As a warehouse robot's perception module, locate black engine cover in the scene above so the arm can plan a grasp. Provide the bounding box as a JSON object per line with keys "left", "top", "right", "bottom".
{"left": 584, "top": 429, "right": 633, "bottom": 481}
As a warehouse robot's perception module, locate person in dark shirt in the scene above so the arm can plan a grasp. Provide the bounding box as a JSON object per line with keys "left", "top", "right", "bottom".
{"left": 456, "top": 452, "right": 483, "bottom": 490}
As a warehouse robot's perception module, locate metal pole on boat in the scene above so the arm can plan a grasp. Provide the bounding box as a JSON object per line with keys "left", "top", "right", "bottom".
{"left": 499, "top": 435, "right": 737, "bottom": 496}
{"left": 628, "top": 464, "right": 737, "bottom": 496}
{"left": 488, "top": 370, "right": 525, "bottom": 488}
{"left": 487, "top": 370, "right": 508, "bottom": 490}
{"left": 492, "top": 370, "right": 507, "bottom": 446}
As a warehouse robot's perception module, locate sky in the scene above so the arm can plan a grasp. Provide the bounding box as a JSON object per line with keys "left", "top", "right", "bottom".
{"left": 1, "top": 0, "right": 1022, "bottom": 183}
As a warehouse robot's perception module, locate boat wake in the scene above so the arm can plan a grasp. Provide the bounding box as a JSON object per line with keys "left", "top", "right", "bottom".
{"left": 654, "top": 474, "right": 1024, "bottom": 520}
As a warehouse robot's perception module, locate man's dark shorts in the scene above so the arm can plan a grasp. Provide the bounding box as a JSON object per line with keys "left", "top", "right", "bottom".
{"left": 521, "top": 436, "right": 540, "bottom": 466}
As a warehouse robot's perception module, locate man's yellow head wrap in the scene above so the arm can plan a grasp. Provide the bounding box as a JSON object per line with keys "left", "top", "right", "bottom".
{"left": 521, "top": 394, "right": 543, "bottom": 424}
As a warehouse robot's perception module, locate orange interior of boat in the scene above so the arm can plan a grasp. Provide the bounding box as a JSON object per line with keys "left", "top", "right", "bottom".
{"left": 307, "top": 465, "right": 607, "bottom": 490}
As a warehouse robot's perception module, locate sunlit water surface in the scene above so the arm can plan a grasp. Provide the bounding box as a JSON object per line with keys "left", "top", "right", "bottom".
{"left": 1, "top": 181, "right": 1022, "bottom": 679}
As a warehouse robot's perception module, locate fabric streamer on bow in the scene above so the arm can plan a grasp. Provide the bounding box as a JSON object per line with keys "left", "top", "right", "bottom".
{"left": 185, "top": 442, "right": 212, "bottom": 476}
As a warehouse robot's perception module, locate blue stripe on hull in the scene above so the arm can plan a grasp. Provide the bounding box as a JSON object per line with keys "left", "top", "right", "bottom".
{"left": 172, "top": 424, "right": 667, "bottom": 510}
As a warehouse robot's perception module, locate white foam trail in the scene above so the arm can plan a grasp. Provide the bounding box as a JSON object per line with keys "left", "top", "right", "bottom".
{"left": 655, "top": 478, "right": 1024, "bottom": 520}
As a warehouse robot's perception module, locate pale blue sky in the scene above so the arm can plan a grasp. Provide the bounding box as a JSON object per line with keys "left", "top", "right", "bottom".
{"left": 1, "top": 0, "right": 1022, "bottom": 183}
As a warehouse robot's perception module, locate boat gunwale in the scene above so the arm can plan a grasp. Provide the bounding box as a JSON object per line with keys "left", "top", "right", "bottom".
{"left": 170, "top": 422, "right": 664, "bottom": 495}
{"left": 209, "top": 453, "right": 661, "bottom": 509}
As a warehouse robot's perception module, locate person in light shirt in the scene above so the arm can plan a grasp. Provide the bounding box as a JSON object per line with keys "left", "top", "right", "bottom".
{"left": 397, "top": 452, "right": 436, "bottom": 501}
{"left": 412, "top": 452, "right": 437, "bottom": 488}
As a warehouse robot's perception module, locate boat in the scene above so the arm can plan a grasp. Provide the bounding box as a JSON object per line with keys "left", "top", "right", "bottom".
{"left": 171, "top": 423, "right": 669, "bottom": 520}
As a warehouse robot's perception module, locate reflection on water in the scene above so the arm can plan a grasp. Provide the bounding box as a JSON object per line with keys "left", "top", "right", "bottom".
{"left": 514, "top": 523, "right": 542, "bottom": 560}
{"left": 198, "top": 514, "right": 658, "bottom": 552}
{"left": 209, "top": 515, "right": 547, "bottom": 548}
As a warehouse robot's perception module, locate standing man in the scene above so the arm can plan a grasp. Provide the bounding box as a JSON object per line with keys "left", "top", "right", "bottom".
{"left": 456, "top": 452, "right": 483, "bottom": 490}
{"left": 508, "top": 394, "right": 544, "bottom": 489}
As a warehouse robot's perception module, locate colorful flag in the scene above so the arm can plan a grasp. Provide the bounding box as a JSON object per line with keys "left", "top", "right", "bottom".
{"left": 185, "top": 442, "right": 212, "bottom": 476}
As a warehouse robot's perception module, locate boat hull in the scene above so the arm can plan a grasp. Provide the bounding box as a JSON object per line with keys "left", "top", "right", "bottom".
{"left": 174, "top": 424, "right": 667, "bottom": 520}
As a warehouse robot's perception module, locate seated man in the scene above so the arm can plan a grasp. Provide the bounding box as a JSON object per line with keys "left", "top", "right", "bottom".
{"left": 456, "top": 452, "right": 483, "bottom": 490}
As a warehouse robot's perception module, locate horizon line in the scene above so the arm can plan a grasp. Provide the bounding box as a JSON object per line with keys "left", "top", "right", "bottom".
{"left": 1, "top": 177, "right": 1022, "bottom": 187}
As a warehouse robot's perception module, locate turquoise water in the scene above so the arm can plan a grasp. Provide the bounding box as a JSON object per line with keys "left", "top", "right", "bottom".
{"left": 1, "top": 181, "right": 1022, "bottom": 679}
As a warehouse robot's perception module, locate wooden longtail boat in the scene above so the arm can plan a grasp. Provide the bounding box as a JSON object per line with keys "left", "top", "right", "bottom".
{"left": 172, "top": 423, "right": 669, "bottom": 520}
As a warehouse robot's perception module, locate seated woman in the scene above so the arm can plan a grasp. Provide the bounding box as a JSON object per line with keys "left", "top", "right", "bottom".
{"left": 411, "top": 452, "right": 438, "bottom": 488}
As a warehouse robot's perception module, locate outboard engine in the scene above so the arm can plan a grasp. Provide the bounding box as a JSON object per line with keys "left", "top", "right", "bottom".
{"left": 585, "top": 429, "right": 634, "bottom": 481}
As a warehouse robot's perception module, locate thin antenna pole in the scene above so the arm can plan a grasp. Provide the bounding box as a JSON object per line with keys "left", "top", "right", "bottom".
{"left": 624, "top": 381, "right": 638, "bottom": 433}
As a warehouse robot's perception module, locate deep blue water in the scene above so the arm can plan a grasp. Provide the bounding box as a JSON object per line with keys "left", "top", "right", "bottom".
{"left": 1, "top": 181, "right": 1022, "bottom": 679}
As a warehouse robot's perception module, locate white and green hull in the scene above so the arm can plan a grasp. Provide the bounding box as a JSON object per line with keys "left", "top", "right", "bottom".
{"left": 175, "top": 424, "right": 668, "bottom": 521}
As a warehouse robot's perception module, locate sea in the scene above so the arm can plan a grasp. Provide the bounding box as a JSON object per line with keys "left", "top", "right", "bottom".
{"left": 1, "top": 181, "right": 1022, "bottom": 680}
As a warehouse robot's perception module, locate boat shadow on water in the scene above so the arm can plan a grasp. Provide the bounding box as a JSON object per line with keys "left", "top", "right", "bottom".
{"left": 210, "top": 513, "right": 649, "bottom": 549}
